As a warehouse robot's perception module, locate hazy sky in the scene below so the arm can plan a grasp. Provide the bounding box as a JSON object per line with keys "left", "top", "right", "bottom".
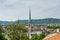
{"left": 0, "top": 0, "right": 60, "bottom": 21}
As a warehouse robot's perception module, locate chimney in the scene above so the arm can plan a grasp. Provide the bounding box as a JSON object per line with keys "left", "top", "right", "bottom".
{"left": 57, "top": 28, "right": 59, "bottom": 33}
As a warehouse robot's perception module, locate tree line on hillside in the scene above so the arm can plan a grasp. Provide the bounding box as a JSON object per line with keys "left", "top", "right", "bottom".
{"left": 0, "top": 18, "right": 60, "bottom": 25}
{"left": 47, "top": 25, "right": 60, "bottom": 29}
{"left": 0, "top": 28, "right": 7, "bottom": 40}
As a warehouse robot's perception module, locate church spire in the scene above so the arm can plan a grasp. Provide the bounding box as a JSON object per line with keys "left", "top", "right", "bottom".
{"left": 29, "top": 8, "right": 31, "bottom": 23}
{"left": 28, "top": 8, "right": 32, "bottom": 38}
{"left": 17, "top": 16, "right": 20, "bottom": 24}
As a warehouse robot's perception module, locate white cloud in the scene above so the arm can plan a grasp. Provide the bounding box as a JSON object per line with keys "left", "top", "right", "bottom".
{"left": 5, "top": 0, "right": 18, "bottom": 4}
{"left": 0, "top": 0, "right": 60, "bottom": 21}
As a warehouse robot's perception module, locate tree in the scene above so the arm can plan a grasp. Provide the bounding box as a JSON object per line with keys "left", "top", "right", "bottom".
{"left": 31, "top": 34, "right": 38, "bottom": 40}
{"left": 20, "top": 34, "right": 29, "bottom": 40}
{"left": 7, "top": 24, "right": 28, "bottom": 40}
{"left": 0, "top": 28, "right": 7, "bottom": 40}
{"left": 47, "top": 26, "right": 60, "bottom": 29}
{"left": 31, "top": 33, "right": 45, "bottom": 40}
{"left": 38, "top": 32, "right": 45, "bottom": 40}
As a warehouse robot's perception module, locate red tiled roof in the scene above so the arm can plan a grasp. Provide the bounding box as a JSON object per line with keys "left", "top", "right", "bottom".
{"left": 43, "top": 32, "right": 60, "bottom": 40}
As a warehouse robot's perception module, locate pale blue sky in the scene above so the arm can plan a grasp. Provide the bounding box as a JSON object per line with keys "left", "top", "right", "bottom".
{"left": 0, "top": 0, "right": 60, "bottom": 21}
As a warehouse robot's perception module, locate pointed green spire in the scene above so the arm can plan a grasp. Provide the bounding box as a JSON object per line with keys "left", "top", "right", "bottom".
{"left": 29, "top": 8, "right": 31, "bottom": 23}
{"left": 17, "top": 16, "right": 20, "bottom": 24}
{"left": 28, "top": 8, "right": 32, "bottom": 39}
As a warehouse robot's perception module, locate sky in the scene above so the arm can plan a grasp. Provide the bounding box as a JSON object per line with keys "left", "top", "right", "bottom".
{"left": 0, "top": 0, "right": 60, "bottom": 21}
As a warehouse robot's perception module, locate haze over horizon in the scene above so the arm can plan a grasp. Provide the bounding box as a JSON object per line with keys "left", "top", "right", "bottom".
{"left": 0, "top": 0, "right": 60, "bottom": 21}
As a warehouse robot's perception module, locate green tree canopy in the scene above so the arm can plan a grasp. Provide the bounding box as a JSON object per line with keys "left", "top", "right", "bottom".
{"left": 7, "top": 24, "right": 28, "bottom": 40}
{"left": 38, "top": 32, "right": 45, "bottom": 40}
{"left": 47, "top": 26, "right": 60, "bottom": 29}
{"left": 0, "top": 28, "right": 7, "bottom": 40}
{"left": 31, "top": 34, "right": 38, "bottom": 40}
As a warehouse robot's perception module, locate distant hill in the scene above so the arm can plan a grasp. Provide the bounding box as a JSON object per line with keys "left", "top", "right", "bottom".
{"left": 0, "top": 18, "right": 60, "bottom": 25}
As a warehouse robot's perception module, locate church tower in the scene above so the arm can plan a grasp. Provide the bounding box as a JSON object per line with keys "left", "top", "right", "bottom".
{"left": 28, "top": 8, "right": 32, "bottom": 38}
{"left": 29, "top": 8, "right": 31, "bottom": 23}
{"left": 28, "top": 8, "right": 31, "bottom": 32}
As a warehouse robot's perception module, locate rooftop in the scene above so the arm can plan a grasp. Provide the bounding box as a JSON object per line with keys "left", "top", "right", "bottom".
{"left": 43, "top": 32, "right": 60, "bottom": 40}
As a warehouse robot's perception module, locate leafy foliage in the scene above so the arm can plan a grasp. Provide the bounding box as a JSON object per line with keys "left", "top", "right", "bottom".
{"left": 31, "top": 33, "right": 45, "bottom": 40}
{"left": 0, "top": 28, "right": 7, "bottom": 40}
{"left": 38, "top": 33, "right": 45, "bottom": 40}
{"left": 7, "top": 24, "right": 28, "bottom": 40}
{"left": 31, "top": 34, "right": 38, "bottom": 40}
{"left": 47, "top": 26, "right": 60, "bottom": 29}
